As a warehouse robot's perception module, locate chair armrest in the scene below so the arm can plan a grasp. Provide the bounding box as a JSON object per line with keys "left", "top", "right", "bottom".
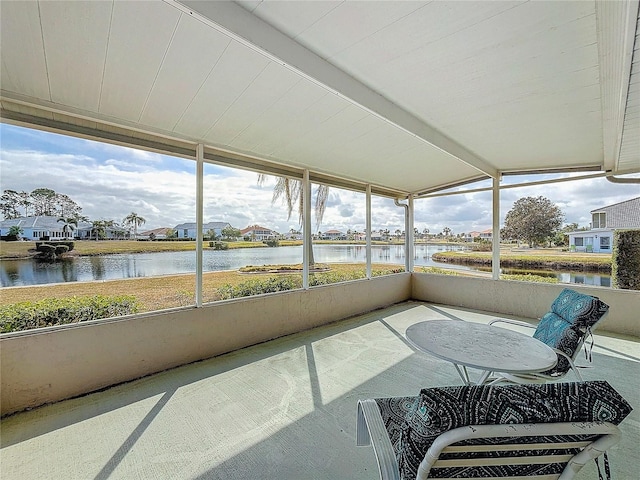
{"left": 357, "top": 399, "right": 401, "bottom": 480}
{"left": 489, "top": 318, "right": 537, "bottom": 330}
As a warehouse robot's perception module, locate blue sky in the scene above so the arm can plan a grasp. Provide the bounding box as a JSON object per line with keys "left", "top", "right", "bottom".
{"left": 1, "top": 123, "right": 638, "bottom": 235}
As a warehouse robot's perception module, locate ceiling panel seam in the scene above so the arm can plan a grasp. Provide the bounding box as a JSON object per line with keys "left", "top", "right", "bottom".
{"left": 36, "top": 1, "right": 52, "bottom": 102}
{"left": 171, "top": 38, "right": 232, "bottom": 132}
{"left": 97, "top": 1, "right": 115, "bottom": 113}
{"left": 201, "top": 61, "right": 271, "bottom": 140}
{"left": 138, "top": 12, "right": 182, "bottom": 124}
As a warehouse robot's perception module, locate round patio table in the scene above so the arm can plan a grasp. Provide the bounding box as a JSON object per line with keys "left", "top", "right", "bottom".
{"left": 406, "top": 320, "right": 558, "bottom": 385}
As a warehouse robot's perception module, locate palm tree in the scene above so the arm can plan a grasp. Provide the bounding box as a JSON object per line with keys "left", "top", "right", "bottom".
{"left": 257, "top": 175, "right": 329, "bottom": 264}
{"left": 91, "top": 220, "right": 106, "bottom": 241}
{"left": 57, "top": 216, "right": 79, "bottom": 239}
{"left": 123, "top": 212, "right": 146, "bottom": 239}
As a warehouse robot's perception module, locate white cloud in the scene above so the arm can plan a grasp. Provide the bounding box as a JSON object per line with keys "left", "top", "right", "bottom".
{"left": 1, "top": 125, "right": 638, "bottom": 235}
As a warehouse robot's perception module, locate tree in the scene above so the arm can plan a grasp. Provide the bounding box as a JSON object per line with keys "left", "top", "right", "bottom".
{"left": 8, "top": 225, "right": 23, "bottom": 239}
{"left": 442, "top": 227, "right": 452, "bottom": 238}
{"left": 165, "top": 228, "right": 177, "bottom": 239}
{"left": 30, "top": 188, "right": 58, "bottom": 216}
{"left": 1, "top": 188, "right": 82, "bottom": 219}
{"left": 222, "top": 226, "right": 242, "bottom": 240}
{"left": 57, "top": 194, "right": 82, "bottom": 217}
{"left": 0, "top": 190, "right": 23, "bottom": 219}
{"left": 257, "top": 175, "right": 329, "bottom": 264}
{"left": 57, "top": 216, "right": 79, "bottom": 239}
{"left": 91, "top": 220, "right": 107, "bottom": 241}
{"left": 503, "top": 196, "right": 564, "bottom": 247}
{"left": 123, "top": 212, "right": 146, "bottom": 239}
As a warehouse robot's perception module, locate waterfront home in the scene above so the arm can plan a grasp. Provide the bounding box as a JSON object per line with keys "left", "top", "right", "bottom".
{"left": 241, "top": 224, "right": 277, "bottom": 242}
{"left": 1, "top": 1, "right": 639, "bottom": 478}
{"left": 173, "top": 221, "right": 231, "bottom": 240}
{"left": 0, "top": 216, "right": 132, "bottom": 240}
{"left": 322, "top": 229, "right": 346, "bottom": 240}
{"left": 0, "top": 215, "right": 82, "bottom": 240}
{"left": 568, "top": 197, "right": 640, "bottom": 252}
{"left": 465, "top": 229, "right": 493, "bottom": 242}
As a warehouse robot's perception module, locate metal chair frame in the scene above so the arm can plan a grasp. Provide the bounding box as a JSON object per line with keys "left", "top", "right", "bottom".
{"left": 487, "top": 316, "right": 604, "bottom": 383}
{"left": 357, "top": 398, "right": 621, "bottom": 480}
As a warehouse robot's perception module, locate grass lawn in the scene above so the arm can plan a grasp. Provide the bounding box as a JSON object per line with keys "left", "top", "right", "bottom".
{"left": 0, "top": 263, "right": 395, "bottom": 313}
{"left": 0, "top": 240, "right": 272, "bottom": 259}
{"left": 432, "top": 249, "right": 611, "bottom": 271}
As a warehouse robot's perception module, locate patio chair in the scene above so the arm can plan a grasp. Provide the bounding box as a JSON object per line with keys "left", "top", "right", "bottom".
{"left": 489, "top": 288, "right": 609, "bottom": 383}
{"left": 356, "top": 381, "right": 632, "bottom": 480}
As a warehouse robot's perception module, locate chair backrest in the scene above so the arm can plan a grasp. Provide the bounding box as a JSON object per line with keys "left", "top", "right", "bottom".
{"left": 533, "top": 289, "right": 609, "bottom": 375}
{"left": 358, "top": 381, "right": 632, "bottom": 480}
{"left": 417, "top": 421, "right": 620, "bottom": 480}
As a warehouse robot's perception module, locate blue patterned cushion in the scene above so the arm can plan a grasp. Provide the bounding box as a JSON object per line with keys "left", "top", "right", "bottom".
{"left": 533, "top": 312, "right": 580, "bottom": 375}
{"left": 551, "top": 288, "right": 609, "bottom": 330}
{"left": 391, "top": 381, "right": 632, "bottom": 480}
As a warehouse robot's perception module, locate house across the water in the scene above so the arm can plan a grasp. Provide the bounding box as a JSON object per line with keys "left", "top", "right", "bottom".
{"left": 568, "top": 197, "right": 640, "bottom": 252}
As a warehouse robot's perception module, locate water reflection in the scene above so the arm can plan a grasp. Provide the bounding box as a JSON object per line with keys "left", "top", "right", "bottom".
{"left": 0, "top": 244, "right": 611, "bottom": 288}
{"left": 499, "top": 267, "right": 611, "bottom": 288}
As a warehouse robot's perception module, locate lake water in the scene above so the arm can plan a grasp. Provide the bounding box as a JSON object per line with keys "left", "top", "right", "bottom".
{"left": 0, "top": 244, "right": 611, "bottom": 287}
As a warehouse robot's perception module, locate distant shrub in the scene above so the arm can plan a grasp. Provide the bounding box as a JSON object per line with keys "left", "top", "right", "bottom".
{"left": 502, "top": 273, "right": 558, "bottom": 283}
{"left": 264, "top": 239, "right": 280, "bottom": 247}
{"left": 418, "top": 267, "right": 462, "bottom": 276}
{"left": 209, "top": 241, "right": 229, "bottom": 250}
{"left": 217, "top": 268, "right": 404, "bottom": 299}
{"left": 469, "top": 240, "right": 492, "bottom": 251}
{"left": 217, "top": 276, "right": 301, "bottom": 299}
{"left": 612, "top": 229, "right": 640, "bottom": 290}
{"left": 35, "top": 241, "right": 75, "bottom": 252}
{"left": 0, "top": 295, "right": 139, "bottom": 333}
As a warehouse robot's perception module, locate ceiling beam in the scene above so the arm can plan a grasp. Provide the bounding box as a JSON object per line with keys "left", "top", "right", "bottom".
{"left": 175, "top": 0, "right": 499, "bottom": 179}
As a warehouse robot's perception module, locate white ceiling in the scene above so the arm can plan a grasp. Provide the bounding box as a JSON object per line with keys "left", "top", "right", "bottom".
{"left": 1, "top": 0, "right": 639, "bottom": 196}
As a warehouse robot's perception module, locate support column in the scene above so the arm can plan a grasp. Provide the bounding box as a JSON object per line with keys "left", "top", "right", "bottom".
{"left": 366, "top": 185, "right": 372, "bottom": 279}
{"left": 303, "top": 170, "right": 311, "bottom": 289}
{"left": 196, "top": 143, "right": 204, "bottom": 306}
{"left": 408, "top": 195, "right": 414, "bottom": 272}
{"left": 492, "top": 175, "right": 501, "bottom": 280}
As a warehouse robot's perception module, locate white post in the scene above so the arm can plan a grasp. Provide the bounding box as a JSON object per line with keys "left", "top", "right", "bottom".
{"left": 492, "top": 175, "right": 501, "bottom": 280}
{"left": 303, "top": 170, "right": 311, "bottom": 289}
{"left": 408, "top": 195, "right": 414, "bottom": 272}
{"left": 196, "top": 143, "right": 204, "bottom": 306}
{"left": 366, "top": 185, "right": 372, "bottom": 279}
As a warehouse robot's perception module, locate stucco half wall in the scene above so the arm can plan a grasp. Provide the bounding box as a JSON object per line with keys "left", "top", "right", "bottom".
{"left": 0, "top": 274, "right": 411, "bottom": 416}
{"left": 411, "top": 273, "right": 640, "bottom": 337}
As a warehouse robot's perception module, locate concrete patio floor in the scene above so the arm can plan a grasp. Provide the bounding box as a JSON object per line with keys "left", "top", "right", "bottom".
{"left": 1, "top": 301, "right": 638, "bottom": 479}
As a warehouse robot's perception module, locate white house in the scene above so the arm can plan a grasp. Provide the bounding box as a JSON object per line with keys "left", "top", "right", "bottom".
{"left": 240, "top": 225, "right": 277, "bottom": 242}
{"left": 463, "top": 229, "right": 492, "bottom": 242}
{"left": 0, "top": 216, "right": 132, "bottom": 240}
{"left": 0, "top": 216, "right": 80, "bottom": 240}
{"left": 173, "top": 222, "right": 231, "bottom": 240}
{"left": 568, "top": 197, "right": 640, "bottom": 253}
{"left": 322, "top": 230, "right": 346, "bottom": 240}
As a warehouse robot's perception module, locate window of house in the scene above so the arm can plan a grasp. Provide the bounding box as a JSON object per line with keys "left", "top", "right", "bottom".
{"left": 592, "top": 212, "right": 606, "bottom": 228}
{"left": 600, "top": 236, "right": 610, "bottom": 249}
{"left": 574, "top": 237, "right": 584, "bottom": 246}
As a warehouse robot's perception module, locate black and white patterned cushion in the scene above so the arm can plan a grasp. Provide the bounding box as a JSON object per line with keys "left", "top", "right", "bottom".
{"left": 374, "top": 381, "right": 632, "bottom": 479}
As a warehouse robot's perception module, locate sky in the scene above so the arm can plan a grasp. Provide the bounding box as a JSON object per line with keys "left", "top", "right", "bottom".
{"left": 1, "top": 123, "right": 638, "bottom": 236}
